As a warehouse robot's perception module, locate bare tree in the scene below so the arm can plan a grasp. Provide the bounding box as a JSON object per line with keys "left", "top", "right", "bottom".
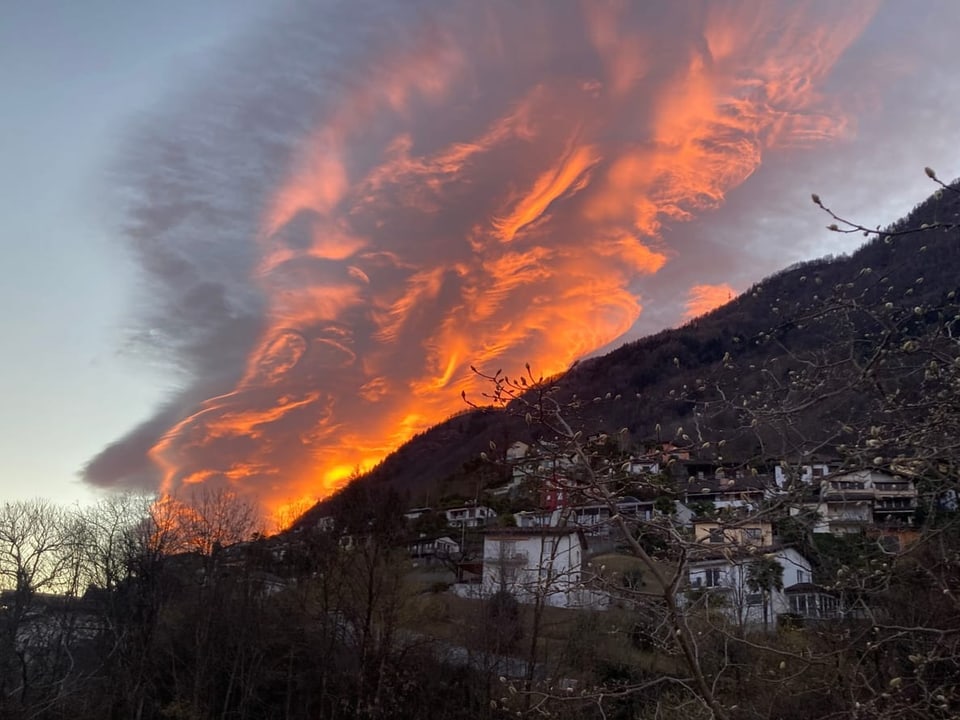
{"left": 745, "top": 555, "right": 783, "bottom": 632}
{"left": 0, "top": 500, "right": 86, "bottom": 713}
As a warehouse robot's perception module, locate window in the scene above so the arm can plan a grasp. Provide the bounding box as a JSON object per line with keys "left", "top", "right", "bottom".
{"left": 746, "top": 593, "right": 762, "bottom": 606}
{"left": 796, "top": 569, "right": 809, "bottom": 584}
{"left": 704, "top": 568, "right": 722, "bottom": 588}
{"left": 708, "top": 529, "right": 725, "bottom": 544}
{"left": 789, "top": 594, "right": 810, "bottom": 616}
{"left": 877, "top": 482, "right": 908, "bottom": 492}
{"left": 877, "top": 498, "right": 909, "bottom": 509}
{"left": 744, "top": 527, "right": 762, "bottom": 544}
{"left": 692, "top": 568, "right": 723, "bottom": 588}
{"left": 790, "top": 593, "right": 839, "bottom": 619}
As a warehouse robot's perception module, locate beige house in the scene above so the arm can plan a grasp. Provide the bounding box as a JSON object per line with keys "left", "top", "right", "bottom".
{"left": 693, "top": 519, "right": 774, "bottom": 548}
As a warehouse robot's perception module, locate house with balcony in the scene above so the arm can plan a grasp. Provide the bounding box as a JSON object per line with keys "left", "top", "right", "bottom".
{"left": 404, "top": 507, "right": 433, "bottom": 522}
{"left": 445, "top": 504, "right": 497, "bottom": 528}
{"left": 687, "top": 546, "right": 814, "bottom": 626}
{"left": 514, "top": 508, "right": 560, "bottom": 529}
{"left": 683, "top": 473, "right": 771, "bottom": 512}
{"left": 773, "top": 462, "right": 833, "bottom": 488}
{"left": 791, "top": 470, "right": 919, "bottom": 534}
{"left": 687, "top": 517, "right": 814, "bottom": 628}
{"left": 821, "top": 472, "right": 877, "bottom": 529}
{"left": 565, "top": 496, "right": 658, "bottom": 536}
{"left": 479, "top": 527, "right": 606, "bottom": 609}
{"left": 870, "top": 474, "right": 919, "bottom": 525}
{"left": 408, "top": 535, "right": 460, "bottom": 565}
{"left": 686, "top": 517, "right": 817, "bottom": 626}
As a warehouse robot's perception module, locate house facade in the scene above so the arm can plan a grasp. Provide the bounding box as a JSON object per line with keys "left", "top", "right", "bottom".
{"left": 683, "top": 474, "right": 770, "bottom": 511}
{"left": 773, "top": 462, "right": 832, "bottom": 488}
{"left": 692, "top": 518, "right": 775, "bottom": 548}
{"left": 687, "top": 546, "right": 814, "bottom": 626}
{"left": 480, "top": 528, "right": 605, "bottom": 609}
{"left": 408, "top": 535, "right": 460, "bottom": 564}
{"left": 515, "top": 496, "right": 691, "bottom": 536}
{"left": 789, "top": 470, "right": 919, "bottom": 534}
{"left": 445, "top": 504, "right": 496, "bottom": 528}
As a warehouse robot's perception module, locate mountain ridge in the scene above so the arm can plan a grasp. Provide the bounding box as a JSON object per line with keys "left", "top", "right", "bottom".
{"left": 299, "top": 182, "right": 960, "bottom": 524}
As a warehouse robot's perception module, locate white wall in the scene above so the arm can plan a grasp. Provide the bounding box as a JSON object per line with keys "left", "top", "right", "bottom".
{"left": 688, "top": 547, "right": 813, "bottom": 625}
{"left": 481, "top": 532, "right": 588, "bottom": 608}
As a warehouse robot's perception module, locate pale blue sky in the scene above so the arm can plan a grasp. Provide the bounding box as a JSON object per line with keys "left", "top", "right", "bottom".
{"left": 0, "top": 1, "right": 279, "bottom": 503}
{"left": 2, "top": 1, "right": 960, "bottom": 509}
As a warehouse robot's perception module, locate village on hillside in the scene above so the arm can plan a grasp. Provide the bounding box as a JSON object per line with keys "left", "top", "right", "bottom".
{"left": 4, "top": 427, "right": 957, "bottom": 720}
{"left": 310, "top": 439, "right": 939, "bottom": 625}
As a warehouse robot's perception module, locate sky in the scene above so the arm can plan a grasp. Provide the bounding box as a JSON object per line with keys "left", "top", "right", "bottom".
{"left": 2, "top": 0, "right": 960, "bottom": 521}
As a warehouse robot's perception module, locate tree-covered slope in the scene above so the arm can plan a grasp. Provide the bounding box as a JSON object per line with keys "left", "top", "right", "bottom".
{"left": 301, "top": 184, "right": 960, "bottom": 521}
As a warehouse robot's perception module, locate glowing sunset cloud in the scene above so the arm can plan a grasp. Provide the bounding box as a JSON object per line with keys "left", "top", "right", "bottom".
{"left": 85, "top": 1, "right": 880, "bottom": 522}
{"left": 684, "top": 284, "right": 738, "bottom": 321}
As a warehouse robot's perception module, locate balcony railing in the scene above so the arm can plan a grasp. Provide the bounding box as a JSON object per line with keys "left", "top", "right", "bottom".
{"left": 873, "top": 487, "right": 917, "bottom": 497}
{"left": 484, "top": 552, "right": 529, "bottom": 564}
{"left": 827, "top": 512, "right": 870, "bottom": 523}
{"left": 874, "top": 500, "right": 916, "bottom": 510}
{"left": 823, "top": 488, "right": 873, "bottom": 498}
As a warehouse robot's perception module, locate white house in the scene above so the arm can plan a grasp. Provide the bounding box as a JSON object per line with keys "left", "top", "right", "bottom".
{"left": 687, "top": 547, "right": 814, "bottom": 627}
{"left": 514, "top": 508, "right": 560, "bottom": 529}
{"left": 445, "top": 504, "right": 496, "bottom": 528}
{"left": 514, "top": 499, "right": 693, "bottom": 534}
{"left": 408, "top": 535, "right": 460, "bottom": 563}
{"left": 565, "top": 497, "right": 660, "bottom": 536}
{"left": 774, "top": 462, "right": 832, "bottom": 488}
{"left": 480, "top": 528, "right": 606, "bottom": 609}
{"left": 625, "top": 459, "right": 661, "bottom": 476}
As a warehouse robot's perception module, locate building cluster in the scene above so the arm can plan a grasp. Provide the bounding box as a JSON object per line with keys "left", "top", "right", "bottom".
{"left": 397, "top": 442, "right": 929, "bottom": 624}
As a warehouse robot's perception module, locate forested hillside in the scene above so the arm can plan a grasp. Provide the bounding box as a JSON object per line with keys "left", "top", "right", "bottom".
{"left": 307, "top": 182, "right": 960, "bottom": 516}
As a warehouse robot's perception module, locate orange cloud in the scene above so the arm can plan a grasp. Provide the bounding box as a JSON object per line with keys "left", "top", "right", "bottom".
{"left": 684, "top": 284, "right": 737, "bottom": 320}
{"left": 125, "top": 1, "right": 878, "bottom": 524}
{"left": 493, "top": 143, "right": 599, "bottom": 242}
